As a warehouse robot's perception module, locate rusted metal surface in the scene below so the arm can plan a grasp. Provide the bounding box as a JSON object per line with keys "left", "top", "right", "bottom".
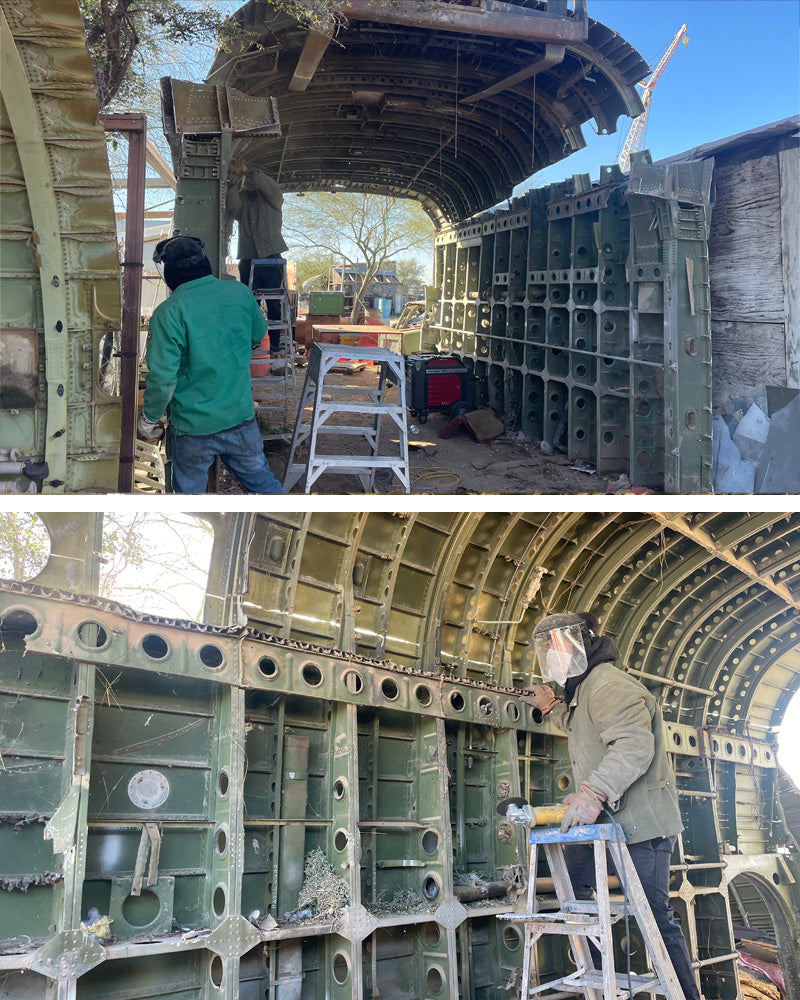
{"left": 100, "top": 114, "right": 147, "bottom": 494}
{"left": 207, "top": 0, "right": 648, "bottom": 224}
{"left": 0, "top": 0, "right": 122, "bottom": 493}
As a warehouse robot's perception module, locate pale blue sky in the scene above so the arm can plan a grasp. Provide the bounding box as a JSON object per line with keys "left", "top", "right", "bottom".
{"left": 523, "top": 0, "right": 800, "bottom": 191}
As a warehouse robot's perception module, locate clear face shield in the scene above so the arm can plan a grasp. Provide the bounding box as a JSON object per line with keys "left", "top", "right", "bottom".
{"left": 534, "top": 623, "right": 588, "bottom": 687}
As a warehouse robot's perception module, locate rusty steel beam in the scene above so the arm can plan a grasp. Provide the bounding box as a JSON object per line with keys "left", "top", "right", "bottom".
{"left": 461, "top": 43, "right": 566, "bottom": 104}
{"left": 289, "top": 26, "right": 335, "bottom": 92}
{"left": 340, "top": 0, "right": 589, "bottom": 43}
{"left": 100, "top": 113, "right": 147, "bottom": 494}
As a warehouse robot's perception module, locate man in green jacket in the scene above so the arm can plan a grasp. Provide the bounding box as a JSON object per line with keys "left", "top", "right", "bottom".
{"left": 138, "top": 236, "right": 284, "bottom": 494}
{"left": 525, "top": 611, "right": 701, "bottom": 1000}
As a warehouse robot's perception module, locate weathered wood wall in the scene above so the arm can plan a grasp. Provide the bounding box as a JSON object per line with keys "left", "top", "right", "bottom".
{"left": 709, "top": 132, "right": 800, "bottom": 411}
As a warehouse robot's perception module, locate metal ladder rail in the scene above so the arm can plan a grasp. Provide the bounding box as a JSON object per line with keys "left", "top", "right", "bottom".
{"left": 247, "top": 258, "right": 297, "bottom": 430}
{"left": 500, "top": 824, "right": 686, "bottom": 1000}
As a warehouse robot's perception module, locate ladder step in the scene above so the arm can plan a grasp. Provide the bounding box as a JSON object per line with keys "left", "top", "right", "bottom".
{"left": 515, "top": 912, "right": 601, "bottom": 924}
{"left": 315, "top": 401, "right": 405, "bottom": 415}
{"left": 536, "top": 969, "right": 666, "bottom": 995}
{"left": 562, "top": 900, "right": 627, "bottom": 917}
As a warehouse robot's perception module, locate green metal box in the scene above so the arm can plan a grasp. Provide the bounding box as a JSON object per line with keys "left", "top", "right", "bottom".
{"left": 309, "top": 291, "right": 345, "bottom": 315}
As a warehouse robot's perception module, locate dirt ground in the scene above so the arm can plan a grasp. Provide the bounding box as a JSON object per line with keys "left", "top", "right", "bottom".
{"left": 230, "top": 364, "right": 614, "bottom": 496}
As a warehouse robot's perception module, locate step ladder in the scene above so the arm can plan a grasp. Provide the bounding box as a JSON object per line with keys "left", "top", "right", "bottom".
{"left": 283, "top": 342, "right": 410, "bottom": 494}
{"left": 498, "top": 823, "right": 685, "bottom": 999}
{"left": 247, "top": 257, "right": 298, "bottom": 434}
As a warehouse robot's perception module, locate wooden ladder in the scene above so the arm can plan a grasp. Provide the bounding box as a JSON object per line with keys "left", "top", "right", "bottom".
{"left": 498, "top": 823, "right": 685, "bottom": 999}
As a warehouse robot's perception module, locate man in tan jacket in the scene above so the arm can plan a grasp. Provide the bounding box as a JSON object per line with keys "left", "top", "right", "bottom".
{"left": 227, "top": 164, "right": 288, "bottom": 354}
{"left": 525, "top": 611, "right": 701, "bottom": 1000}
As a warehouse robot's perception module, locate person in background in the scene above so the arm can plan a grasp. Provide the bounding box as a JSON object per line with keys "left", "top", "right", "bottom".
{"left": 137, "top": 235, "right": 284, "bottom": 494}
{"left": 524, "top": 611, "right": 702, "bottom": 1000}
{"left": 226, "top": 163, "right": 288, "bottom": 355}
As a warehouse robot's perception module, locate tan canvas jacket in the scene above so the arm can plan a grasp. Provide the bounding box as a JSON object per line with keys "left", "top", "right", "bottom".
{"left": 549, "top": 660, "right": 683, "bottom": 844}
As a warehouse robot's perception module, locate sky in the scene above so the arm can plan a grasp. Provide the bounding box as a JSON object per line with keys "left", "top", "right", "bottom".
{"left": 520, "top": 0, "right": 800, "bottom": 192}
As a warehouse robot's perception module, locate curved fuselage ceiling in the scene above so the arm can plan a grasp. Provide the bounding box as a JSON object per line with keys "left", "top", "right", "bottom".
{"left": 234, "top": 511, "right": 800, "bottom": 738}
{"left": 206, "top": 0, "right": 649, "bottom": 224}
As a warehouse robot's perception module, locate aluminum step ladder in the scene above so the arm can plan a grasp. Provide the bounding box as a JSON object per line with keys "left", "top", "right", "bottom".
{"left": 498, "top": 823, "right": 685, "bottom": 1000}
{"left": 247, "top": 257, "right": 298, "bottom": 434}
{"left": 283, "top": 342, "right": 410, "bottom": 494}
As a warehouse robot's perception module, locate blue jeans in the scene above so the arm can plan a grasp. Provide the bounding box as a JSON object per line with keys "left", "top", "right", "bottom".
{"left": 565, "top": 836, "right": 701, "bottom": 1000}
{"left": 168, "top": 418, "right": 284, "bottom": 494}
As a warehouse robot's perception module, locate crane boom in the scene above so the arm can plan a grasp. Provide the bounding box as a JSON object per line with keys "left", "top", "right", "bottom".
{"left": 618, "top": 23, "right": 688, "bottom": 173}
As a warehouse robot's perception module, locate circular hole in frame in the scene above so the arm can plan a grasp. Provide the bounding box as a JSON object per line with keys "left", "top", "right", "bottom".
{"left": 423, "top": 874, "right": 441, "bottom": 900}
{"left": 415, "top": 684, "right": 432, "bottom": 707}
{"left": 122, "top": 889, "right": 160, "bottom": 927}
{"left": 213, "top": 827, "right": 228, "bottom": 859}
{"left": 449, "top": 691, "right": 465, "bottom": 712}
{"left": 422, "top": 830, "right": 439, "bottom": 855}
{"left": 77, "top": 621, "right": 109, "bottom": 649}
{"left": 210, "top": 955, "right": 224, "bottom": 989}
{"left": 381, "top": 677, "right": 399, "bottom": 700}
{"left": 426, "top": 967, "right": 444, "bottom": 995}
{"left": 332, "top": 952, "right": 350, "bottom": 985}
{"left": 258, "top": 657, "right": 278, "bottom": 678}
{"left": 301, "top": 662, "right": 323, "bottom": 687}
{"left": 200, "top": 644, "right": 224, "bottom": 669}
{"left": 421, "top": 923, "right": 442, "bottom": 947}
{"left": 142, "top": 633, "right": 169, "bottom": 659}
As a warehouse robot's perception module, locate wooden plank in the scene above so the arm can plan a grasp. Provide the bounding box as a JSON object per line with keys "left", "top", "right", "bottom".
{"left": 711, "top": 321, "right": 786, "bottom": 410}
{"left": 779, "top": 145, "right": 800, "bottom": 385}
{"left": 709, "top": 154, "right": 784, "bottom": 323}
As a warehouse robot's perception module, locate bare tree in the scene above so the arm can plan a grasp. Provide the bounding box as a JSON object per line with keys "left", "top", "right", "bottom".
{"left": 0, "top": 513, "right": 214, "bottom": 621}
{"left": 284, "top": 192, "right": 434, "bottom": 322}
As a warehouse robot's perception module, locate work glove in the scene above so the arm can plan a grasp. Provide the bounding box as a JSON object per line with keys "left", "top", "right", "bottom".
{"left": 522, "top": 684, "right": 559, "bottom": 723}
{"left": 560, "top": 784, "right": 606, "bottom": 832}
{"left": 137, "top": 413, "right": 164, "bottom": 440}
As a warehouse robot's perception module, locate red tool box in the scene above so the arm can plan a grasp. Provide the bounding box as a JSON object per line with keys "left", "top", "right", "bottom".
{"left": 405, "top": 353, "right": 475, "bottom": 424}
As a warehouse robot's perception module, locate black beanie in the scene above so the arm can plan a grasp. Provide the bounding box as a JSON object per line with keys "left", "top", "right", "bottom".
{"left": 157, "top": 236, "right": 212, "bottom": 290}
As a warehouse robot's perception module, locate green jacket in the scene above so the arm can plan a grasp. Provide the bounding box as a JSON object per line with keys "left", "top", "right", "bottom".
{"left": 144, "top": 275, "right": 267, "bottom": 436}
{"left": 549, "top": 661, "right": 683, "bottom": 844}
